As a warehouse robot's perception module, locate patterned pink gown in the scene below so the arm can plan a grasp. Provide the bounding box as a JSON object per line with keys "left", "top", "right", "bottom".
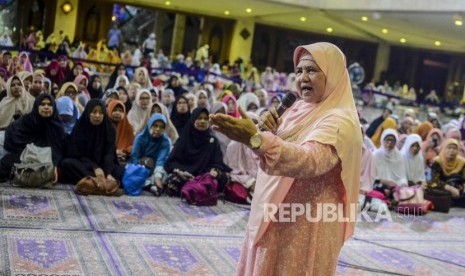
{"left": 237, "top": 141, "right": 346, "bottom": 276}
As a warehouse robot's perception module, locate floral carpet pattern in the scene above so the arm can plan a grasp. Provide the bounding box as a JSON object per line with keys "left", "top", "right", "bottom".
{"left": 0, "top": 183, "right": 465, "bottom": 275}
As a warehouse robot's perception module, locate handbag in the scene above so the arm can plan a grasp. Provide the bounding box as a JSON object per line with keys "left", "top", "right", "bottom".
{"left": 181, "top": 172, "right": 218, "bottom": 206}
{"left": 76, "top": 176, "right": 123, "bottom": 196}
{"left": 122, "top": 163, "right": 149, "bottom": 196}
{"left": 424, "top": 188, "right": 451, "bottom": 213}
{"left": 393, "top": 185, "right": 430, "bottom": 215}
{"left": 12, "top": 144, "right": 55, "bottom": 188}
{"left": 225, "top": 181, "right": 249, "bottom": 204}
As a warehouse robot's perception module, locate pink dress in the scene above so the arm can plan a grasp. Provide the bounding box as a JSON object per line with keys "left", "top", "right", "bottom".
{"left": 237, "top": 139, "right": 345, "bottom": 276}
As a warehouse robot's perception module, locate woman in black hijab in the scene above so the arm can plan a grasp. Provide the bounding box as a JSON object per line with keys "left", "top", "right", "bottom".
{"left": 87, "top": 74, "right": 104, "bottom": 99}
{"left": 170, "top": 96, "right": 191, "bottom": 136}
{"left": 0, "top": 94, "right": 66, "bottom": 181}
{"left": 164, "top": 107, "right": 231, "bottom": 195}
{"left": 60, "top": 99, "right": 124, "bottom": 184}
{"left": 105, "top": 63, "right": 128, "bottom": 90}
{"left": 166, "top": 75, "right": 187, "bottom": 98}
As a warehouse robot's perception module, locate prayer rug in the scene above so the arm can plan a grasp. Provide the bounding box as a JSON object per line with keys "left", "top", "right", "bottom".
{"left": 0, "top": 187, "right": 90, "bottom": 230}
{"left": 80, "top": 196, "right": 249, "bottom": 236}
{"left": 355, "top": 208, "right": 465, "bottom": 241}
{"left": 0, "top": 229, "right": 117, "bottom": 275}
{"left": 338, "top": 239, "right": 465, "bottom": 275}
{"left": 102, "top": 233, "right": 242, "bottom": 275}
{"left": 0, "top": 181, "right": 74, "bottom": 190}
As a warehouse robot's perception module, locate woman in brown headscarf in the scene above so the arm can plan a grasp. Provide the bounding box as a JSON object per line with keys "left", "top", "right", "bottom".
{"left": 108, "top": 100, "right": 134, "bottom": 163}
{"left": 414, "top": 121, "right": 434, "bottom": 141}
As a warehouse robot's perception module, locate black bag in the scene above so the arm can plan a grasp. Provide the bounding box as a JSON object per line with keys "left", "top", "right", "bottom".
{"left": 424, "top": 189, "right": 452, "bottom": 213}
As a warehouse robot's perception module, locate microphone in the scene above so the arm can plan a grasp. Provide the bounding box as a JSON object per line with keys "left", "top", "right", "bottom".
{"left": 260, "top": 93, "right": 297, "bottom": 131}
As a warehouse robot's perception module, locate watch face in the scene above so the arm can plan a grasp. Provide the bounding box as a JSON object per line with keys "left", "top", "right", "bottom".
{"left": 250, "top": 134, "right": 262, "bottom": 148}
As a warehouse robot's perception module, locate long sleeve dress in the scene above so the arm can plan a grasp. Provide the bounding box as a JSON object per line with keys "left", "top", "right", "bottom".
{"left": 237, "top": 133, "right": 345, "bottom": 276}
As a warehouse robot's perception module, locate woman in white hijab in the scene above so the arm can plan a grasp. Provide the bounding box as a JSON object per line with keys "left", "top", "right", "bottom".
{"left": 113, "top": 75, "right": 130, "bottom": 90}
{"left": 0, "top": 76, "right": 34, "bottom": 130}
{"left": 373, "top": 129, "right": 408, "bottom": 188}
{"left": 133, "top": 67, "right": 152, "bottom": 89}
{"left": 400, "top": 134, "right": 426, "bottom": 186}
{"left": 127, "top": 89, "right": 152, "bottom": 134}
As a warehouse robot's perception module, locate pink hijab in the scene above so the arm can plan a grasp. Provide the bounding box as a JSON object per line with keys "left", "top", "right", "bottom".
{"left": 222, "top": 95, "right": 240, "bottom": 118}
{"left": 248, "top": 42, "right": 362, "bottom": 245}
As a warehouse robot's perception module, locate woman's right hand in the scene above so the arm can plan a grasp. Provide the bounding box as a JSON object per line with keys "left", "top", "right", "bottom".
{"left": 259, "top": 107, "right": 282, "bottom": 133}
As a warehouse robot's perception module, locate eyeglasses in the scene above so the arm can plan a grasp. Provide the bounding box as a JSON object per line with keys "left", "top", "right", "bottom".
{"left": 384, "top": 138, "right": 396, "bottom": 143}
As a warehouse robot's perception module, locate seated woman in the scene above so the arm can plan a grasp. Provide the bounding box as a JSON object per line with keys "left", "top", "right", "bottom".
{"left": 222, "top": 95, "right": 240, "bottom": 118}
{"left": 115, "top": 85, "right": 132, "bottom": 112}
{"left": 371, "top": 117, "right": 397, "bottom": 148}
{"left": 400, "top": 134, "right": 426, "bottom": 186}
{"left": 428, "top": 138, "right": 465, "bottom": 198}
{"left": 60, "top": 99, "right": 124, "bottom": 184}
{"left": 56, "top": 96, "right": 80, "bottom": 135}
{"left": 0, "top": 76, "right": 35, "bottom": 130}
{"left": 107, "top": 100, "right": 134, "bottom": 163}
{"left": 56, "top": 82, "right": 84, "bottom": 113}
{"left": 373, "top": 129, "right": 408, "bottom": 197}
{"left": 224, "top": 112, "right": 260, "bottom": 201}
{"left": 422, "top": 128, "right": 443, "bottom": 168}
{"left": 170, "top": 96, "right": 191, "bottom": 136}
{"left": 164, "top": 107, "right": 231, "bottom": 195}
{"left": 0, "top": 94, "right": 66, "bottom": 181}
{"left": 130, "top": 113, "right": 172, "bottom": 196}
{"left": 74, "top": 74, "right": 91, "bottom": 108}
{"left": 127, "top": 89, "right": 152, "bottom": 134}
{"left": 151, "top": 102, "right": 178, "bottom": 144}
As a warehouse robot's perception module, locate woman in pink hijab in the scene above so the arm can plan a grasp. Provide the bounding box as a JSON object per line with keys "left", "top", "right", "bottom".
{"left": 210, "top": 42, "right": 362, "bottom": 275}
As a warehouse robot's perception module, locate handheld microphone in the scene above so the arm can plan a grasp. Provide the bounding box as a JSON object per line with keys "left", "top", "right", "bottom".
{"left": 259, "top": 93, "right": 297, "bottom": 131}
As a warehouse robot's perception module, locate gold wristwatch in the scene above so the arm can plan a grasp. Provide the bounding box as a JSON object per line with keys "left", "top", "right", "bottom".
{"left": 249, "top": 132, "right": 263, "bottom": 150}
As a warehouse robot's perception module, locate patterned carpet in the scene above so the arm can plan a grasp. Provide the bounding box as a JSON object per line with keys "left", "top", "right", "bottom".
{"left": 1, "top": 183, "right": 465, "bottom": 275}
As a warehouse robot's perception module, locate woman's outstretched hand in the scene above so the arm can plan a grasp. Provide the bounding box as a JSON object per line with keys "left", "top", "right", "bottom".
{"left": 209, "top": 106, "right": 258, "bottom": 145}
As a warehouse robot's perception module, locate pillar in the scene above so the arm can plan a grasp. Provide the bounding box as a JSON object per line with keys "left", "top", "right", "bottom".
{"left": 373, "top": 41, "right": 390, "bottom": 82}
{"left": 53, "top": 0, "right": 79, "bottom": 42}
{"left": 229, "top": 19, "right": 255, "bottom": 65}
{"left": 170, "top": 14, "right": 186, "bottom": 57}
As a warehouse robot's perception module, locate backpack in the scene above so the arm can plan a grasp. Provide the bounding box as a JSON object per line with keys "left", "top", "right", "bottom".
{"left": 12, "top": 143, "right": 55, "bottom": 188}
{"left": 181, "top": 172, "right": 218, "bottom": 206}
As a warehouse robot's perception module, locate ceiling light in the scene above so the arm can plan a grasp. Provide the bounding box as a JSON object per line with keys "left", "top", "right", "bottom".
{"left": 61, "top": 2, "right": 73, "bottom": 14}
{"left": 434, "top": 41, "right": 441, "bottom": 46}
{"left": 361, "top": 16, "right": 368, "bottom": 22}
{"left": 300, "top": 17, "right": 306, "bottom": 22}
{"left": 224, "top": 10, "right": 230, "bottom": 15}
{"left": 165, "top": 1, "right": 171, "bottom": 6}
{"left": 326, "top": 27, "right": 333, "bottom": 33}
{"left": 111, "top": 16, "right": 116, "bottom": 22}
{"left": 381, "top": 28, "right": 388, "bottom": 34}
{"left": 400, "top": 38, "right": 407, "bottom": 43}
{"left": 246, "top": 8, "right": 252, "bottom": 13}
{"left": 454, "top": 14, "right": 463, "bottom": 26}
